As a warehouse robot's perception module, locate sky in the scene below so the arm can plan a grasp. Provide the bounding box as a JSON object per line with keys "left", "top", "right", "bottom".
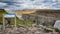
{"left": 0, "top": 0, "right": 60, "bottom": 10}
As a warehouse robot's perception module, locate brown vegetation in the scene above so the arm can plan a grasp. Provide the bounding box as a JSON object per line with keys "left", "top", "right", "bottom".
{"left": 15, "top": 10, "right": 36, "bottom": 15}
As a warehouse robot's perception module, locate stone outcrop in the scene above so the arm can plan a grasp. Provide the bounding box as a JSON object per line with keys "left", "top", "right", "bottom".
{"left": 22, "top": 14, "right": 59, "bottom": 26}
{"left": 0, "top": 24, "right": 59, "bottom": 34}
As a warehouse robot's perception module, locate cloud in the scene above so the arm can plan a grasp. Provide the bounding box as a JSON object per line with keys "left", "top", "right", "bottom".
{"left": 0, "top": 2, "right": 7, "bottom": 5}
{"left": 0, "top": 2, "right": 7, "bottom": 8}
{"left": 0, "top": 0, "right": 60, "bottom": 10}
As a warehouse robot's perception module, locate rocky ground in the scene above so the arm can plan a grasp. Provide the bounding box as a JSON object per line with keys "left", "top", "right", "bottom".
{"left": 0, "top": 24, "right": 59, "bottom": 34}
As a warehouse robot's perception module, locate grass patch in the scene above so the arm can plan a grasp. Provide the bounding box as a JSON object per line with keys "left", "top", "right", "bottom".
{"left": 16, "top": 17, "right": 32, "bottom": 26}
{"left": 5, "top": 17, "right": 32, "bottom": 26}
{"left": 6, "top": 17, "right": 32, "bottom": 26}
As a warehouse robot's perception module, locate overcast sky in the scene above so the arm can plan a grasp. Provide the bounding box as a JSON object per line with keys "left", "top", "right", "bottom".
{"left": 0, "top": 0, "right": 60, "bottom": 10}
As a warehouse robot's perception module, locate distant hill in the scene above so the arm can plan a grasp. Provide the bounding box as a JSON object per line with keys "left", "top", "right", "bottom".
{"left": 35, "top": 10, "right": 60, "bottom": 18}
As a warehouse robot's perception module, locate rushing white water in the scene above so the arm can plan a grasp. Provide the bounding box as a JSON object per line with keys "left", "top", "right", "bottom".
{"left": 54, "top": 20, "right": 60, "bottom": 30}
